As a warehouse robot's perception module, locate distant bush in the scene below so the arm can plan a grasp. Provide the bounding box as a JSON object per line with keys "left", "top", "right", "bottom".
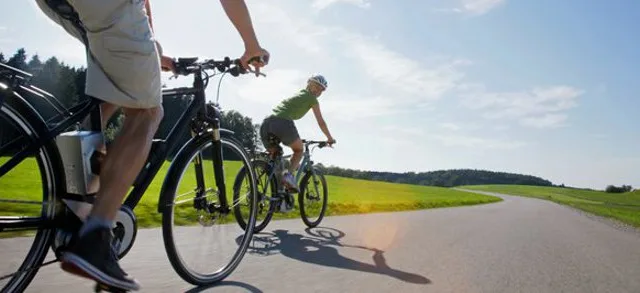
{"left": 605, "top": 184, "right": 633, "bottom": 193}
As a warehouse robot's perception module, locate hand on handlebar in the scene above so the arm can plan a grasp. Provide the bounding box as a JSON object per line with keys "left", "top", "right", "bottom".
{"left": 327, "top": 138, "right": 336, "bottom": 147}
{"left": 241, "top": 47, "right": 270, "bottom": 77}
{"left": 161, "top": 55, "right": 176, "bottom": 73}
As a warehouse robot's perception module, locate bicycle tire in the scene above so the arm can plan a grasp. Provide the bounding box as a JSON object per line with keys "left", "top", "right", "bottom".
{"left": 233, "top": 159, "right": 276, "bottom": 233}
{"left": 298, "top": 167, "right": 328, "bottom": 228}
{"left": 0, "top": 103, "right": 61, "bottom": 293}
{"left": 160, "top": 134, "right": 257, "bottom": 286}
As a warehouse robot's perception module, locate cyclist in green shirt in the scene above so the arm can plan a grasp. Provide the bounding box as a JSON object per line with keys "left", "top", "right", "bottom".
{"left": 260, "top": 74, "right": 336, "bottom": 193}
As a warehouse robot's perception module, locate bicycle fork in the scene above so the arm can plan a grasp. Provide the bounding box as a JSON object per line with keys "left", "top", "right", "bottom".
{"left": 192, "top": 118, "right": 229, "bottom": 214}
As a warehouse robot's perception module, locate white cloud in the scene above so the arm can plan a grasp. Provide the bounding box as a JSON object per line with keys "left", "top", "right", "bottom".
{"left": 432, "top": 133, "right": 526, "bottom": 149}
{"left": 251, "top": 3, "right": 330, "bottom": 56}
{"left": 459, "top": 84, "right": 584, "bottom": 128}
{"left": 439, "top": 122, "right": 462, "bottom": 131}
{"left": 435, "top": 0, "right": 505, "bottom": 16}
{"left": 244, "top": 3, "right": 471, "bottom": 121}
{"left": 382, "top": 124, "right": 525, "bottom": 150}
{"left": 340, "top": 32, "right": 470, "bottom": 101}
{"left": 520, "top": 113, "right": 568, "bottom": 129}
{"left": 321, "top": 95, "right": 402, "bottom": 121}
{"left": 0, "top": 26, "right": 11, "bottom": 44}
{"left": 311, "top": 0, "right": 371, "bottom": 11}
{"left": 382, "top": 125, "right": 425, "bottom": 137}
{"left": 460, "top": 0, "right": 506, "bottom": 15}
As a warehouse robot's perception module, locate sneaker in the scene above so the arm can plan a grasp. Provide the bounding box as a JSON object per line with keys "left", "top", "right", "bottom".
{"left": 279, "top": 193, "right": 295, "bottom": 212}
{"left": 282, "top": 172, "right": 299, "bottom": 193}
{"left": 60, "top": 227, "right": 140, "bottom": 291}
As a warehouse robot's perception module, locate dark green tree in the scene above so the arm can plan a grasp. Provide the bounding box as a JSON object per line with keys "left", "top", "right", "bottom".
{"left": 7, "top": 48, "right": 28, "bottom": 70}
{"left": 27, "top": 54, "right": 43, "bottom": 73}
{"left": 219, "top": 109, "right": 258, "bottom": 152}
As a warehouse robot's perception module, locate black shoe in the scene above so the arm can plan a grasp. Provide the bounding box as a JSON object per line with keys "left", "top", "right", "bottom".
{"left": 60, "top": 227, "right": 140, "bottom": 291}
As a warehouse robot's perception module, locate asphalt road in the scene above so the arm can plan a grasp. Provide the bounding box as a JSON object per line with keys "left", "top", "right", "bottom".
{"left": 7, "top": 191, "right": 640, "bottom": 293}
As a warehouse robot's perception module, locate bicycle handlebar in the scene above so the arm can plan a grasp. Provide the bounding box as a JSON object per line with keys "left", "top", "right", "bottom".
{"left": 302, "top": 139, "right": 335, "bottom": 149}
{"left": 171, "top": 56, "right": 266, "bottom": 77}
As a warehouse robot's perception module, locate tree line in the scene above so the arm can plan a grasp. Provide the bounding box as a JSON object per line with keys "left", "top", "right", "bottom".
{"left": 605, "top": 184, "right": 634, "bottom": 194}
{"left": 315, "top": 165, "right": 554, "bottom": 187}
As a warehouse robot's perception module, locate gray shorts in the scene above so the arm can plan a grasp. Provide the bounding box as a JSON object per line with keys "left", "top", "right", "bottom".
{"left": 260, "top": 116, "right": 300, "bottom": 149}
{"left": 35, "top": 0, "right": 162, "bottom": 109}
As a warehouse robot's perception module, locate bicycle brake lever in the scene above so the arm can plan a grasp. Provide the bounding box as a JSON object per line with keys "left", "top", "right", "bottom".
{"left": 247, "top": 68, "right": 266, "bottom": 77}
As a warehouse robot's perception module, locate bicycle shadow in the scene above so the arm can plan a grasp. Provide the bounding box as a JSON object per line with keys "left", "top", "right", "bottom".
{"left": 184, "top": 280, "right": 263, "bottom": 293}
{"left": 236, "top": 227, "right": 431, "bottom": 285}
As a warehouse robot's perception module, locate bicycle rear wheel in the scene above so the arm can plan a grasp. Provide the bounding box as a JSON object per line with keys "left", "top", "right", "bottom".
{"left": 233, "top": 159, "right": 276, "bottom": 233}
{"left": 0, "top": 104, "right": 60, "bottom": 292}
{"left": 160, "top": 134, "right": 257, "bottom": 286}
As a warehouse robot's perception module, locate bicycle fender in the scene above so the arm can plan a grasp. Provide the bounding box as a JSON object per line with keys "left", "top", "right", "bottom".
{"left": 0, "top": 87, "right": 50, "bottom": 138}
{"left": 220, "top": 128, "right": 235, "bottom": 137}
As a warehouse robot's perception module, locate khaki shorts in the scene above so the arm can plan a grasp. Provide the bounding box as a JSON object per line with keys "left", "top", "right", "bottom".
{"left": 35, "top": 0, "right": 162, "bottom": 109}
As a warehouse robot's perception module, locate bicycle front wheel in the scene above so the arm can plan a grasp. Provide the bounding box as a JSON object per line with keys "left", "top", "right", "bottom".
{"left": 298, "top": 168, "right": 328, "bottom": 228}
{"left": 160, "top": 134, "right": 258, "bottom": 286}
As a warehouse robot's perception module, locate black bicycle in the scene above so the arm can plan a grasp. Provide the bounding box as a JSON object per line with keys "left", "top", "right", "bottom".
{"left": 232, "top": 135, "right": 330, "bottom": 233}
{"left": 0, "top": 57, "right": 260, "bottom": 292}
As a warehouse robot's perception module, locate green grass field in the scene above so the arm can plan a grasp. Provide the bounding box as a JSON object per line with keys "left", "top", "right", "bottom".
{"left": 462, "top": 185, "right": 640, "bottom": 228}
{"left": 1, "top": 157, "right": 501, "bottom": 234}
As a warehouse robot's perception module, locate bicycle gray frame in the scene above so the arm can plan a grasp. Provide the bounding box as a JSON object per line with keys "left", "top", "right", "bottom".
{"left": 281, "top": 150, "right": 315, "bottom": 183}
{"left": 260, "top": 142, "right": 324, "bottom": 197}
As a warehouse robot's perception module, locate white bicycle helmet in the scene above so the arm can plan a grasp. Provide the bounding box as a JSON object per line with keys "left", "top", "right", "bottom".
{"left": 308, "top": 74, "right": 328, "bottom": 89}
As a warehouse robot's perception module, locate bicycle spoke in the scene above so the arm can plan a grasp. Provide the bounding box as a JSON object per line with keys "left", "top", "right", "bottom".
{"left": 0, "top": 259, "right": 58, "bottom": 282}
{"left": 0, "top": 136, "right": 28, "bottom": 158}
{"left": 173, "top": 188, "right": 217, "bottom": 206}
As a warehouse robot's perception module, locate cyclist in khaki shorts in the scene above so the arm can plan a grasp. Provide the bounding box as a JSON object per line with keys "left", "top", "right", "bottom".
{"left": 34, "top": 0, "right": 270, "bottom": 290}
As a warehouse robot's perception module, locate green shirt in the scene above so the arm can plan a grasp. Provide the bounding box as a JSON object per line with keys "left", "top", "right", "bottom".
{"left": 272, "top": 89, "right": 318, "bottom": 120}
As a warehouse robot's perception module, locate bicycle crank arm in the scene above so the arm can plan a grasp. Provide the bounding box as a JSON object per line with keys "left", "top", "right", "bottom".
{"left": 59, "top": 199, "right": 138, "bottom": 259}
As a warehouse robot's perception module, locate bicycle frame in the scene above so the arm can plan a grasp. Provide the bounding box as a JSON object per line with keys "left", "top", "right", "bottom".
{"left": 281, "top": 148, "right": 316, "bottom": 183}
{"left": 0, "top": 62, "right": 233, "bottom": 216}
{"left": 262, "top": 141, "right": 323, "bottom": 194}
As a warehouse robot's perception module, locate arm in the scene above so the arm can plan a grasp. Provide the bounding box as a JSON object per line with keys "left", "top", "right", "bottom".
{"left": 219, "top": 0, "right": 261, "bottom": 50}
{"left": 144, "top": 1, "right": 174, "bottom": 72}
{"left": 145, "top": 0, "right": 154, "bottom": 31}
{"left": 312, "top": 104, "right": 335, "bottom": 144}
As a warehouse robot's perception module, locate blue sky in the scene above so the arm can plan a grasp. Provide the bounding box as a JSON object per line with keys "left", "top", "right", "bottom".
{"left": 1, "top": 0, "right": 638, "bottom": 189}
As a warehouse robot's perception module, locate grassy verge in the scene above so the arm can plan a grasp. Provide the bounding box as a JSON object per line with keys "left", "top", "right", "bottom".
{"left": 461, "top": 185, "right": 640, "bottom": 228}
{"left": 1, "top": 157, "right": 501, "bottom": 234}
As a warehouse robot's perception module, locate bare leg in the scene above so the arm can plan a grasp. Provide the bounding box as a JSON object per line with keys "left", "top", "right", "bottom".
{"left": 90, "top": 106, "right": 164, "bottom": 221}
{"left": 287, "top": 139, "right": 303, "bottom": 173}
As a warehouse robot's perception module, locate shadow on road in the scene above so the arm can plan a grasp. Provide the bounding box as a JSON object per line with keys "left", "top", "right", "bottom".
{"left": 184, "top": 280, "right": 263, "bottom": 293}
{"left": 236, "top": 226, "right": 431, "bottom": 285}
